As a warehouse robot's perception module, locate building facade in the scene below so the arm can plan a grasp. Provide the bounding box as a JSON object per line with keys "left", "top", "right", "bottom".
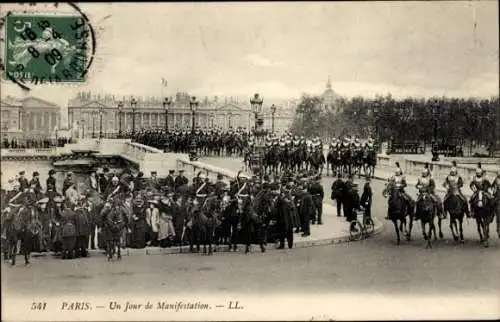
{"left": 68, "top": 92, "right": 295, "bottom": 137}
{"left": 0, "top": 96, "right": 62, "bottom": 141}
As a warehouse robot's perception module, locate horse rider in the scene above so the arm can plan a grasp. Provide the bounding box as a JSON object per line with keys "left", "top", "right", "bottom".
{"left": 385, "top": 167, "right": 413, "bottom": 220}
{"left": 416, "top": 168, "right": 444, "bottom": 219}
{"left": 469, "top": 167, "right": 492, "bottom": 217}
{"left": 442, "top": 163, "right": 469, "bottom": 216}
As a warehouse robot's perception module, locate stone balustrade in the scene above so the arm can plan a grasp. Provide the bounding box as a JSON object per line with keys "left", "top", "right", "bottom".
{"left": 176, "top": 158, "right": 250, "bottom": 183}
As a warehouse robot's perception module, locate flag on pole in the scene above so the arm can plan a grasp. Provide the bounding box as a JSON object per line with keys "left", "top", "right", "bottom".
{"left": 161, "top": 78, "right": 168, "bottom": 87}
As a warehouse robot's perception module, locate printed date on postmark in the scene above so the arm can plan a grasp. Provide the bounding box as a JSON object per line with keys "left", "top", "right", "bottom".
{"left": 3, "top": 8, "right": 95, "bottom": 86}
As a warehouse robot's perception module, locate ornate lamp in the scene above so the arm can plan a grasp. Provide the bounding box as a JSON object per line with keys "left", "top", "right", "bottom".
{"left": 189, "top": 96, "right": 199, "bottom": 160}
{"left": 117, "top": 101, "right": 123, "bottom": 137}
{"left": 249, "top": 93, "right": 266, "bottom": 178}
{"left": 131, "top": 97, "right": 137, "bottom": 136}
{"left": 163, "top": 97, "right": 172, "bottom": 132}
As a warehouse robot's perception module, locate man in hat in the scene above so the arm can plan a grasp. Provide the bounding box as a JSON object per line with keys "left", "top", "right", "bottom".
{"left": 74, "top": 201, "right": 90, "bottom": 258}
{"left": 174, "top": 170, "right": 189, "bottom": 192}
{"left": 62, "top": 172, "right": 74, "bottom": 196}
{"left": 18, "top": 171, "right": 29, "bottom": 191}
{"left": 46, "top": 169, "right": 57, "bottom": 194}
{"left": 276, "top": 185, "right": 295, "bottom": 249}
{"left": 59, "top": 201, "right": 77, "bottom": 259}
{"left": 163, "top": 170, "right": 175, "bottom": 190}
{"left": 331, "top": 173, "right": 345, "bottom": 217}
{"left": 308, "top": 176, "right": 324, "bottom": 225}
{"left": 344, "top": 174, "right": 362, "bottom": 230}
{"left": 360, "top": 176, "right": 373, "bottom": 220}
{"left": 214, "top": 173, "right": 227, "bottom": 196}
{"left": 29, "top": 171, "right": 42, "bottom": 196}
{"left": 36, "top": 198, "right": 51, "bottom": 252}
{"left": 298, "top": 182, "right": 314, "bottom": 237}
{"left": 99, "top": 167, "right": 110, "bottom": 196}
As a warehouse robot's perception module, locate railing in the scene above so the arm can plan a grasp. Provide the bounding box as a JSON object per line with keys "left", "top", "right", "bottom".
{"left": 0, "top": 148, "right": 57, "bottom": 156}
{"left": 176, "top": 158, "right": 250, "bottom": 182}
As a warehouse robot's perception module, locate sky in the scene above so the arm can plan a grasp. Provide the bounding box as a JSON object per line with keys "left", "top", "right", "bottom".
{"left": 1, "top": 1, "right": 498, "bottom": 117}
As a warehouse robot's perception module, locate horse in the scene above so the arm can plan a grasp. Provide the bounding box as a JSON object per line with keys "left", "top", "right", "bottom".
{"left": 470, "top": 190, "right": 495, "bottom": 248}
{"left": 415, "top": 192, "right": 437, "bottom": 248}
{"left": 352, "top": 148, "right": 365, "bottom": 177}
{"left": 3, "top": 202, "right": 41, "bottom": 266}
{"left": 443, "top": 189, "right": 468, "bottom": 243}
{"left": 340, "top": 147, "right": 352, "bottom": 176}
{"left": 103, "top": 204, "right": 126, "bottom": 261}
{"left": 215, "top": 195, "right": 239, "bottom": 251}
{"left": 382, "top": 183, "right": 410, "bottom": 245}
{"left": 198, "top": 196, "right": 222, "bottom": 255}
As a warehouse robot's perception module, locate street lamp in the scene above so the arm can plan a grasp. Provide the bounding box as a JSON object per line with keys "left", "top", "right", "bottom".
{"left": 189, "top": 96, "right": 199, "bottom": 160}
{"left": 271, "top": 104, "right": 276, "bottom": 133}
{"left": 163, "top": 97, "right": 172, "bottom": 132}
{"left": 372, "top": 101, "right": 380, "bottom": 150}
{"left": 99, "top": 108, "right": 104, "bottom": 139}
{"left": 117, "top": 101, "right": 123, "bottom": 137}
{"left": 431, "top": 99, "right": 440, "bottom": 161}
{"left": 131, "top": 97, "right": 137, "bottom": 137}
{"left": 81, "top": 119, "right": 86, "bottom": 138}
{"left": 91, "top": 112, "right": 97, "bottom": 138}
{"left": 250, "top": 93, "right": 266, "bottom": 178}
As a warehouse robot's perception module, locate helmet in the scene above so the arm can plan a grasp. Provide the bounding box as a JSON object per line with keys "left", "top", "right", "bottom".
{"left": 422, "top": 169, "right": 429, "bottom": 177}
{"left": 450, "top": 167, "right": 457, "bottom": 175}
{"left": 475, "top": 169, "right": 483, "bottom": 177}
{"left": 395, "top": 168, "right": 402, "bottom": 176}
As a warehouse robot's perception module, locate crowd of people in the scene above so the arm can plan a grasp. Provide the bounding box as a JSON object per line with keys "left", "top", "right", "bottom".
{"left": 0, "top": 161, "right": 375, "bottom": 265}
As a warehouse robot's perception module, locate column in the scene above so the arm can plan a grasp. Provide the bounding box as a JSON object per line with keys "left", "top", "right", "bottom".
{"left": 149, "top": 113, "right": 152, "bottom": 129}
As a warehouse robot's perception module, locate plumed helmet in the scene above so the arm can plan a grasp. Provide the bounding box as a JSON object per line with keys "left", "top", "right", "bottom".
{"left": 450, "top": 167, "right": 457, "bottom": 175}
{"left": 395, "top": 168, "right": 402, "bottom": 175}
{"left": 422, "top": 169, "right": 429, "bottom": 176}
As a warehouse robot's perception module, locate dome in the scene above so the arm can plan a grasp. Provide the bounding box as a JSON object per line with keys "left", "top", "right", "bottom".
{"left": 322, "top": 76, "right": 341, "bottom": 108}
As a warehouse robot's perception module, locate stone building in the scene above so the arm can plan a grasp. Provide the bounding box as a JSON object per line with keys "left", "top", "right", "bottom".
{"left": 0, "top": 96, "right": 62, "bottom": 141}
{"left": 322, "top": 76, "right": 342, "bottom": 112}
{"left": 67, "top": 91, "right": 295, "bottom": 137}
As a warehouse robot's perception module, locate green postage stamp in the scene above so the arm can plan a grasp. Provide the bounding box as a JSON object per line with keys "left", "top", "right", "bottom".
{"left": 4, "top": 13, "right": 92, "bottom": 84}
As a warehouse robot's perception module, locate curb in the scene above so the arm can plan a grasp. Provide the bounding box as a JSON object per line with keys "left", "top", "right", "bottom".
{"left": 28, "top": 219, "right": 385, "bottom": 258}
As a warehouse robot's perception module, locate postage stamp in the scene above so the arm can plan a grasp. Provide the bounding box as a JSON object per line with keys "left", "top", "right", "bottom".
{"left": 2, "top": 5, "right": 95, "bottom": 86}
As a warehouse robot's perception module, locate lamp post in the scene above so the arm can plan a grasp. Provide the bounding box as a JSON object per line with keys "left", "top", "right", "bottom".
{"left": 99, "top": 108, "right": 104, "bottom": 139}
{"left": 163, "top": 97, "right": 172, "bottom": 132}
{"left": 81, "top": 119, "right": 85, "bottom": 138}
{"left": 189, "top": 96, "right": 199, "bottom": 160}
{"left": 91, "top": 112, "right": 97, "bottom": 138}
{"left": 372, "top": 101, "right": 380, "bottom": 151}
{"left": 431, "top": 99, "right": 440, "bottom": 161}
{"left": 131, "top": 97, "right": 137, "bottom": 137}
{"left": 271, "top": 104, "right": 276, "bottom": 133}
{"left": 117, "top": 101, "right": 123, "bottom": 137}
{"left": 250, "top": 93, "right": 265, "bottom": 178}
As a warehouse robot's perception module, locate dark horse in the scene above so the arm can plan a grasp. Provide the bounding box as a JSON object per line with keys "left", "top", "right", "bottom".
{"left": 3, "top": 202, "right": 40, "bottom": 266}
{"left": 363, "top": 148, "right": 377, "bottom": 178}
{"left": 470, "top": 190, "right": 495, "bottom": 248}
{"left": 383, "top": 183, "right": 410, "bottom": 245}
{"left": 416, "top": 192, "right": 437, "bottom": 249}
{"left": 443, "top": 189, "right": 468, "bottom": 243}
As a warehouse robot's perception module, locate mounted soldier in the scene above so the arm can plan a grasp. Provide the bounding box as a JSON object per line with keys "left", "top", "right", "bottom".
{"left": 416, "top": 168, "right": 443, "bottom": 219}
{"left": 385, "top": 167, "right": 414, "bottom": 219}
{"left": 443, "top": 162, "right": 469, "bottom": 216}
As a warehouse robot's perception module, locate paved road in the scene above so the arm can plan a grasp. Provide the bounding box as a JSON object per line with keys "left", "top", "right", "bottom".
{"left": 2, "top": 157, "right": 499, "bottom": 298}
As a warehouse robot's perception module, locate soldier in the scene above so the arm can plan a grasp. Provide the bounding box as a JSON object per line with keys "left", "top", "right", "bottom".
{"left": 149, "top": 171, "right": 160, "bottom": 190}
{"left": 74, "top": 202, "right": 90, "bottom": 258}
{"left": 62, "top": 172, "right": 74, "bottom": 196}
{"left": 163, "top": 170, "right": 175, "bottom": 190}
{"left": 214, "top": 173, "right": 227, "bottom": 196}
{"left": 60, "top": 205, "right": 77, "bottom": 260}
{"left": 331, "top": 173, "right": 345, "bottom": 217}
{"left": 29, "top": 171, "right": 42, "bottom": 196}
{"left": 416, "top": 168, "right": 443, "bottom": 219}
{"left": 442, "top": 164, "right": 469, "bottom": 216}
{"left": 386, "top": 167, "right": 414, "bottom": 220}
{"left": 298, "top": 182, "right": 314, "bottom": 237}
{"left": 174, "top": 170, "right": 189, "bottom": 192}
{"left": 98, "top": 168, "right": 110, "bottom": 196}
{"left": 46, "top": 169, "right": 57, "bottom": 194}
{"left": 18, "top": 171, "right": 29, "bottom": 191}
{"left": 308, "top": 175, "right": 324, "bottom": 225}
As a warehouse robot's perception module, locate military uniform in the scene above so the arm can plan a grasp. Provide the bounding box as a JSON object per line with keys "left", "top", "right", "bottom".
{"left": 308, "top": 179, "right": 324, "bottom": 224}
{"left": 443, "top": 171, "right": 469, "bottom": 215}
